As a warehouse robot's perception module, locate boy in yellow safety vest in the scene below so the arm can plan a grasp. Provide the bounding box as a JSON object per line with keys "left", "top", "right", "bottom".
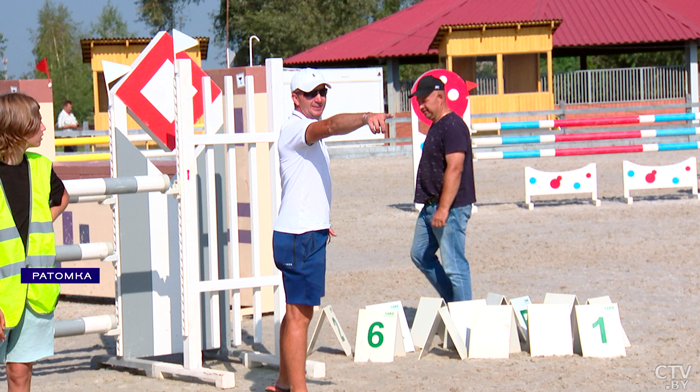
{"left": 0, "top": 92, "right": 69, "bottom": 392}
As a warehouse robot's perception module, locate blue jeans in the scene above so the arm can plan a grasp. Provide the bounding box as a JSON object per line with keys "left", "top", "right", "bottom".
{"left": 410, "top": 204, "right": 472, "bottom": 303}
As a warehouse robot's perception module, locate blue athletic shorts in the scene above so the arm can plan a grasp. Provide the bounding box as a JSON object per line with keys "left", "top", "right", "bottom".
{"left": 273, "top": 229, "right": 329, "bottom": 306}
{"left": 0, "top": 305, "right": 54, "bottom": 364}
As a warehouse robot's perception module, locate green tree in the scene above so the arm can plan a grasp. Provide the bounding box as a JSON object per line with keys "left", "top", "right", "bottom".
{"left": 136, "top": 0, "right": 202, "bottom": 35}
{"left": 213, "top": 0, "right": 422, "bottom": 67}
{"left": 588, "top": 51, "right": 684, "bottom": 69}
{"left": 31, "top": 0, "right": 93, "bottom": 124}
{"left": 91, "top": 0, "right": 134, "bottom": 38}
{"left": 552, "top": 57, "right": 580, "bottom": 73}
{"left": 0, "top": 33, "right": 7, "bottom": 80}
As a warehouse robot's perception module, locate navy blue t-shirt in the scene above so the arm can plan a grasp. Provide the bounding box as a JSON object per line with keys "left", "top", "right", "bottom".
{"left": 414, "top": 112, "right": 476, "bottom": 207}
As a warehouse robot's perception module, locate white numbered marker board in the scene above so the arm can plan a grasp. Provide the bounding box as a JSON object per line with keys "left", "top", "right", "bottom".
{"left": 576, "top": 304, "right": 627, "bottom": 357}
{"left": 468, "top": 305, "right": 514, "bottom": 359}
{"left": 418, "top": 307, "right": 468, "bottom": 360}
{"left": 308, "top": 305, "right": 353, "bottom": 357}
{"left": 354, "top": 309, "right": 405, "bottom": 363}
{"left": 366, "top": 301, "right": 415, "bottom": 353}
{"left": 510, "top": 296, "right": 531, "bottom": 335}
{"left": 509, "top": 296, "right": 532, "bottom": 351}
{"left": 447, "top": 299, "right": 486, "bottom": 352}
{"left": 587, "top": 296, "right": 631, "bottom": 347}
{"left": 543, "top": 293, "right": 581, "bottom": 354}
{"left": 411, "top": 297, "right": 446, "bottom": 350}
{"left": 486, "top": 293, "right": 508, "bottom": 305}
{"left": 528, "top": 304, "right": 573, "bottom": 357}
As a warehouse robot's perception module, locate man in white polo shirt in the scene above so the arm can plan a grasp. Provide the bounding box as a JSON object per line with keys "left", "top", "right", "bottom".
{"left": 267, "top": 68, "right": 392, "bottom": 392}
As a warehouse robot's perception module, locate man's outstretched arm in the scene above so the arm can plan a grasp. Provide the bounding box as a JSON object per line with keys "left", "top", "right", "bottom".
{"left": 305, "top": 112, "right": 393, "bottom": 145}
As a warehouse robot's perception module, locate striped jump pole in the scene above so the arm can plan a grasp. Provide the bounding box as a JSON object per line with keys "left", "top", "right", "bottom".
{"left": 64, "top": 175, "right": 171, "bottom": 202}
{"left": 472, "top": 112, "right": 700, "bottom": 132}
{"left": 474, "top": 127, "right": 700, "bottom": 147}
{"left": 52, "top": 243, "right": 118, "bottom": 338}
{"left": 55, "top": 314, "right": 118, "bottom": 338}
{"left": 475, "top": 141, "right": 700, "bottom": 160}
{"left": 56, "top": 242, "right": 115, "bottom": 262}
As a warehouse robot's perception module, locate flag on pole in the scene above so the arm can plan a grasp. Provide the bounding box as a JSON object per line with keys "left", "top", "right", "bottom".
{"left": 36, "top": 58, "right": 51, "bottom": 87}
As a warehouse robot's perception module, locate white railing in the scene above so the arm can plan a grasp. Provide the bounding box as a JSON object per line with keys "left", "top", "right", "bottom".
{"left": 549, "top": 66, "right": 688, "bottom": 104}
{"left": 399, "top": 66, "right": 688, "bottom": 108}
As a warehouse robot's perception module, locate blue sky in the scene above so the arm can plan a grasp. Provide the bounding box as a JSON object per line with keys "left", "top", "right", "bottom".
{"left": 1, "top": 0, "right": 225, "bottom": 78}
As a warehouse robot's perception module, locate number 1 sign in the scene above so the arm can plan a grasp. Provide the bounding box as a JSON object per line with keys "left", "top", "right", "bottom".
{"left": 575, "top": 304, "right": 626, "bottom": 358}
{"left": 354, "top": 309, "right": 405, "bottom": 363}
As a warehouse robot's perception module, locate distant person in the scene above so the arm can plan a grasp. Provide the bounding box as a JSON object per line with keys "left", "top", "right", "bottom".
{"left": 267, "top": 68, "right": 392, "bottom": 392}
{"left": 409, "top": 75, "right": 476, "bottom": 303}
{"left": 56, "top": 100, "right": 79, "bottom": 153}
{"left": 0, "top": 93, "right": 69, "bottom": 392}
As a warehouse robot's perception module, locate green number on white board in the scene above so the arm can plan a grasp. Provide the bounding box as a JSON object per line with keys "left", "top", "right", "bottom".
{"left": 520, "top": 309, "right": 528, "bottom": 326}
{"left": 332, "top": 317, "right": 345, "bottom": 342}
{"left": 592, "top": 317, "right": 607, "bottom": 344}
{"left": 368, "top": 322, "right": 384, "bottom": 348}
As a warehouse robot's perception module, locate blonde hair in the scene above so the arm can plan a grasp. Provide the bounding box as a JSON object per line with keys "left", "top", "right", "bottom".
{"left": 0, "top": 93, "right": 41, "bottom": 163}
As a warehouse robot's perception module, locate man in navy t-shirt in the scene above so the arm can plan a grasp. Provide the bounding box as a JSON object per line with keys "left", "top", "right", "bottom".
{"left": 410, "top": 75, "right": 476, "bottom": 303}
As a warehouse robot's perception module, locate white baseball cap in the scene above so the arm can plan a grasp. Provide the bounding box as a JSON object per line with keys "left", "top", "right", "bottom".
{"left": 290, "top": 68, "right": 332, "bottom": 93}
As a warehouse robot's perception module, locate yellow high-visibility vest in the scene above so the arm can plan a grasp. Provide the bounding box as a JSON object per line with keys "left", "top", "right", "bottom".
{"left": 0, "top": 152, "right": 59, "bottom": 328}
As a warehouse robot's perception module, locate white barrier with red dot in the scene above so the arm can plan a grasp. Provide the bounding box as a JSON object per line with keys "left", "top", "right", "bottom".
{"left": 622, "top": 157, "right": 698, "bottom": 204}
{"left": 524, "top": 163, "right": 600, "bottom": 210}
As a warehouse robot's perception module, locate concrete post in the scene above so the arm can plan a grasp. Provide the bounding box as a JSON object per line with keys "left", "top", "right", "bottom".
{"left": 386, "top": 59, "right": 401, "bottom": 143}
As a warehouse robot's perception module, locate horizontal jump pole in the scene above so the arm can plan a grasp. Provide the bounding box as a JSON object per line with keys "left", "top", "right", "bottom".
{"left": 56, "top": 242, "right": 114, "bottom": 262}
{"left": 56, "top": 153, "right": 111, "bottom": 162}
{"left": 57, "top": 150, "right": 175, "bottom": 163}
{"left": 55, "top": 314, "right": 117, "bottom": 338}
{"left": 68, "top": 195, "right": 111, "bottom": 204}
{"left": 54, "top": 134, "right": 155, "bottom": 146}
{"left": 472, "top": 112, "right": 700, "bottom": 132}
{"left": 475, "top": 141, "right": 700, "bottom": 160}
{"left": 473, "top": 127, "right": 700, "bottom": 147}
{"left": 64, "top": 175, "right": 171, "bottom": 198}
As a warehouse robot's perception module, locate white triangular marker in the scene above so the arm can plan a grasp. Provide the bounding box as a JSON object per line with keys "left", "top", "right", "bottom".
{"left": 486, "top": 292, "right": 508, "bottom": 305}
{"left": 544, "top": 293, "right": 581, "bottom": 354}
{"left": 447, "top": 299, "right": 486, "bottom": 352}
{"left": 528, "top": 304, "right": 574, "bottom": 357}
{"left": 307, "top": 305, "right": 352, "bottom": 357}
{"left": 366, "top": 301, "right": 414, "bottom": 353}
{"left": 102, "top": 61, "right": 131, "bottom": 84}
{"left": 411, "top": 297, "right": 446, "bottom": 350}
{"left": 510, "top": 295, "right": 532, "bottom": 351}
{"left": 575, "top": 303, "right": 626, "bottom": 357}
{"left": 417, "top": 307, "right": 467, "bottom": 360}
{"left": 172, "top": 29, "right": 198, "bottom": 53}
{"left": 586, "top": 296, "right": 631, "bottom": 347}
{"left": 468, "top": 305, "right": 514, "bottom": 359}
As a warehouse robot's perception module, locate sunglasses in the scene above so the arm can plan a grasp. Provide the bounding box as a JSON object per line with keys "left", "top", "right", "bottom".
{"left": 301, "top": 88, "right": 328, "bottom": 99}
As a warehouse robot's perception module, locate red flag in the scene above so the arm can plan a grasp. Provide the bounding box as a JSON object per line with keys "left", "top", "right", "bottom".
{"left": 36, "top": 58, "right": 50, "bottom": 80}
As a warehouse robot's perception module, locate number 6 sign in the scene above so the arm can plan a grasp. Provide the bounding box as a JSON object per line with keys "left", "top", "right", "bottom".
{"left": 575, "top": 304, "right": 626, "bottom": 357}
{"left": 354, "top": 309, "right": 405, "bottom": 363}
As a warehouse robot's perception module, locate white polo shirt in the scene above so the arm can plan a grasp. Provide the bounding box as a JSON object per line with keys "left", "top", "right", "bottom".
{"left": 274, "top": 110, "right": 332, "bottom": 234}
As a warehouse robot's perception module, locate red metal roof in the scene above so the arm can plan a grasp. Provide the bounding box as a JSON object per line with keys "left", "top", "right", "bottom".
{"left": 285, "top": 0, "right": 700, "bottom": 65}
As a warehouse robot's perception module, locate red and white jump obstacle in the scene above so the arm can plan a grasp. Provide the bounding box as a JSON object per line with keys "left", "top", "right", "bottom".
{"left": 524, "top": 164, "right": 601, "bottom": 210}
{"left": 409, "top": 71, "right": 700, "bottom": 205}
{"left": 44, "top": 30, "right": 301, "bottom": 389}
{"left": 472, "top": 112, "right": 700, "bottom": 132}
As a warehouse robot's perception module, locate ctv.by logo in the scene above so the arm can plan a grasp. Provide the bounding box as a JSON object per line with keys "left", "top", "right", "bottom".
{"left": 655, "top": 365, "right": 692, "bottom": 390}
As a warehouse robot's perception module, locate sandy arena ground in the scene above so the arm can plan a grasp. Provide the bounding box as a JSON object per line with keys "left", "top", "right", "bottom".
{"left": 6, "top": 150, "right": 700, "bottom": 391}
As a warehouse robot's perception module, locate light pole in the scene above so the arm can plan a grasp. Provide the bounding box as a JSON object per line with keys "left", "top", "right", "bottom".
{"left": 249, "top": 35, "right": 260, "bottom": 67}
{"left": 225, "top": 0, "right": 230, "bottom": 68}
